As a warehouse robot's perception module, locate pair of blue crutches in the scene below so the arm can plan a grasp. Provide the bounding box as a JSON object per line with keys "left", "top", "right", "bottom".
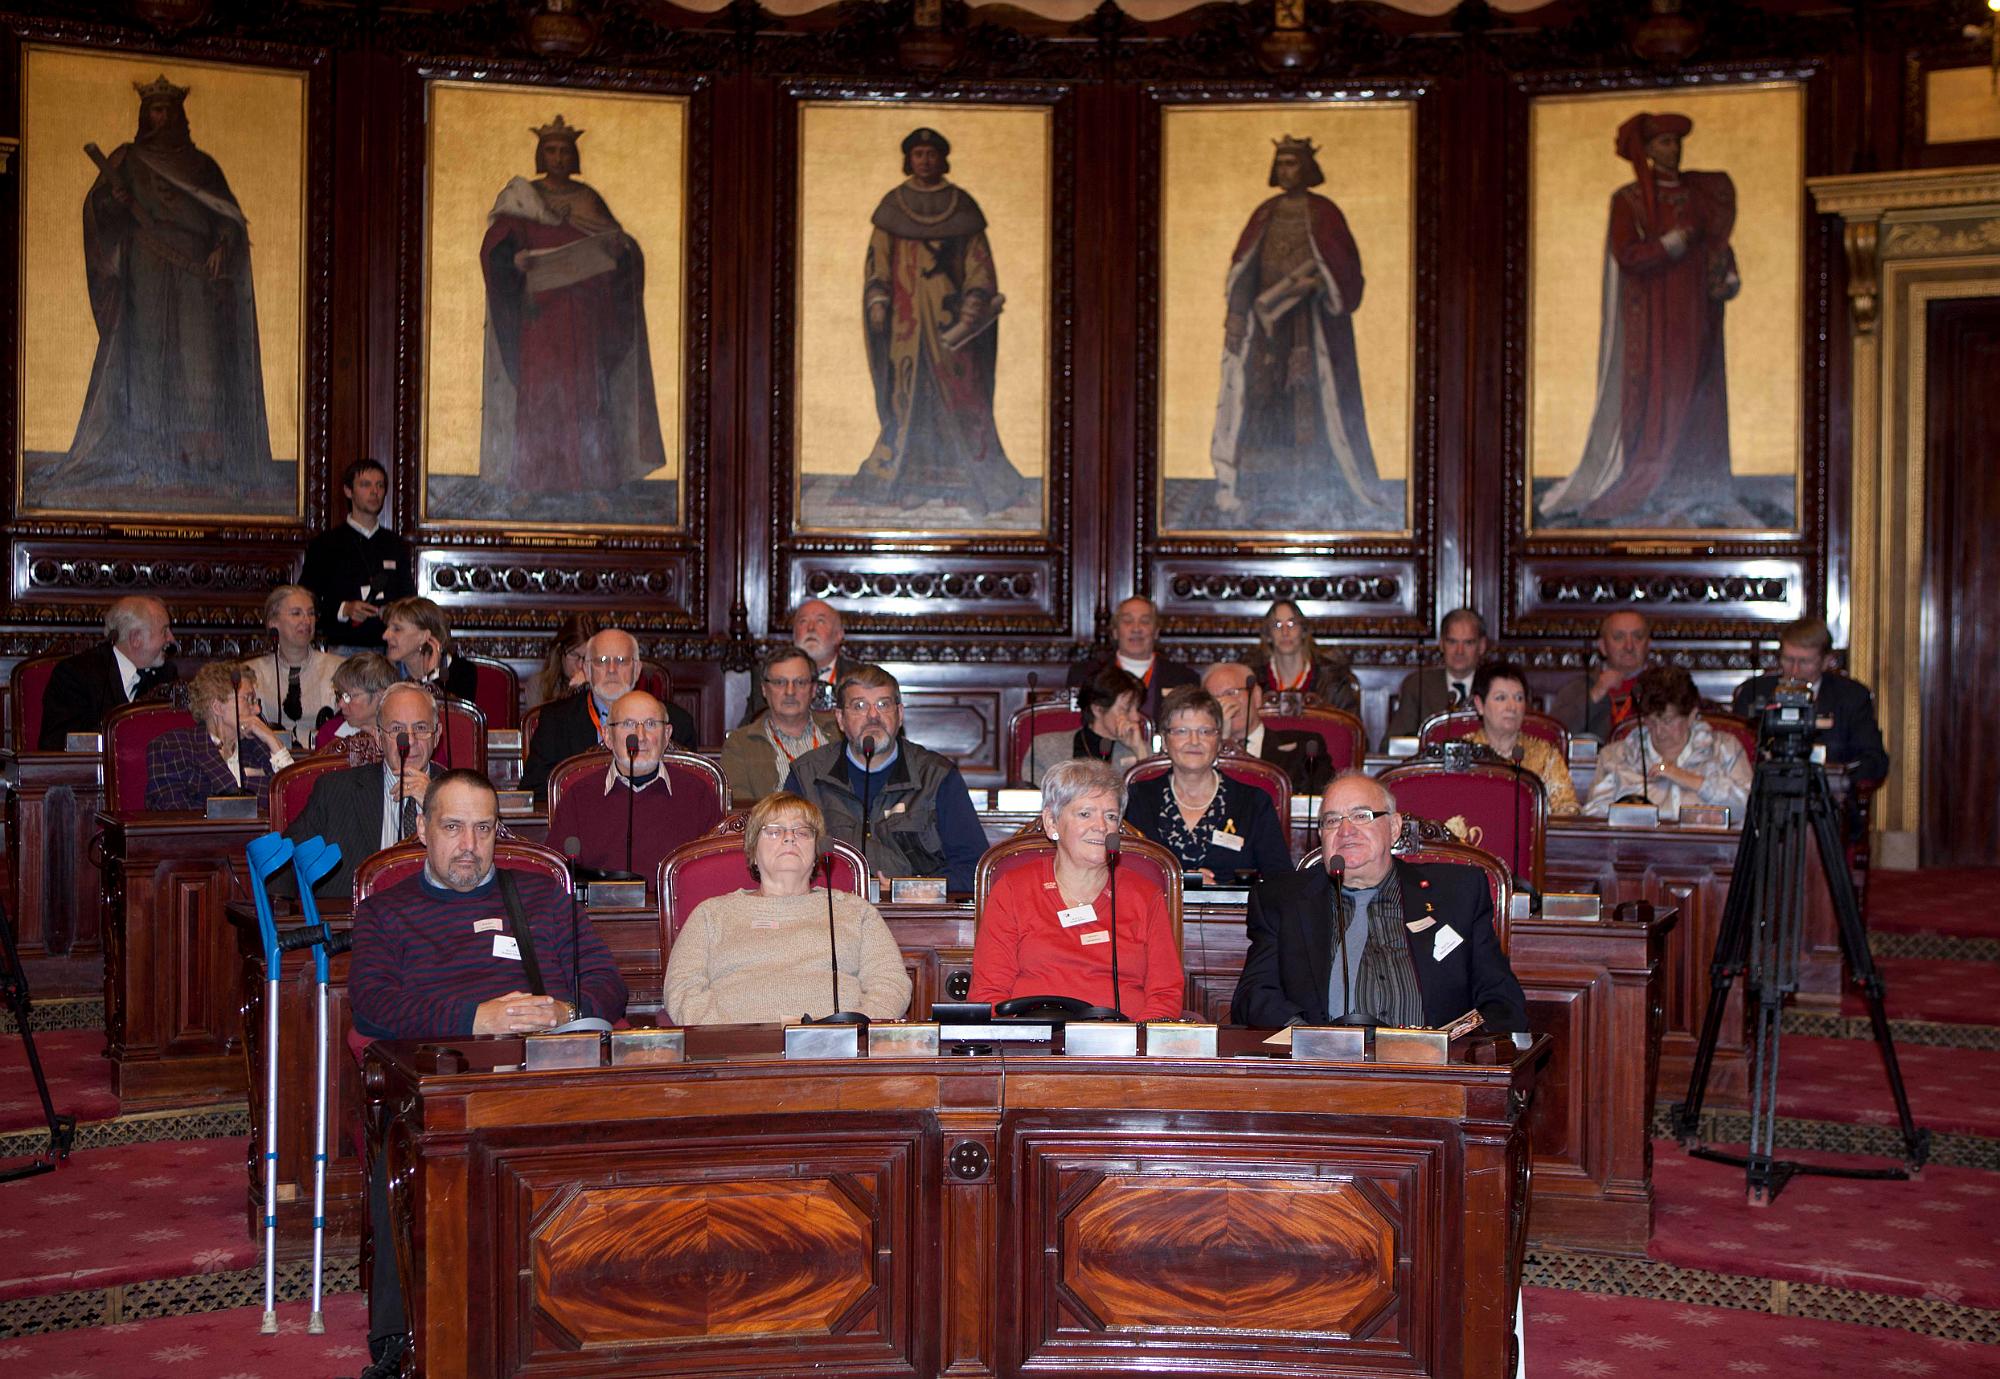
{"left": 245, "top": 832, "right": 345, "bottom": 1335}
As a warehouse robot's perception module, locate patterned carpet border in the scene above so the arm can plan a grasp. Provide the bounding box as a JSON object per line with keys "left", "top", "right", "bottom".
{"left": 0, "top": 1103, "right": 249, "bottom": 1160}
{"left": 0, "top": 996, "right": 104, "bottom": 1034}
{"left": 1783, "top": 1008, "right": 2000, "bottom": 1050}
{"left": 0, "top": 1257, "right": 360, "bottom": 1338}
{"left": 1866, "top": 931, "right": 2000, "bottom": 964}
{"left": 1649, "top": 1104, "right": 1999, "bottom": 1170}
{"left": 1524, "top": 1248, "right": 2000, "bottom": 1344}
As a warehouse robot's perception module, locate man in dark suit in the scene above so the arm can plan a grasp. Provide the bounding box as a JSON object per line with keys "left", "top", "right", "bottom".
{"left": 1731, "top": 617, "right": 1889, "bottom": 786}
{"left": 1381, "top": 607, "right": 1490, "bottom": 748}
{"left": 522, "top": 628, "right": 695, "bottom": 797}
{"left": 1231, "top": 769, "right": 1528, "bottom": 1031}
{"left": 1066, "top": 596, "right": 1199, "bottom": 721}
{"left": 38, "top": 596, "right": 178, "bottom": 750}
{"left": 740, "top": 599, "right": 864, "bottom": 725}
{"left": 1203, "top": 661, "right": 1325, "bottom": 792}
{"left": 282, "top": 683, "right": 439, "bottom": 902}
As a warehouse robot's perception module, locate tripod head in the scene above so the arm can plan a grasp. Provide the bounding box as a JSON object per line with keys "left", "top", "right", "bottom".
{"left": 1756, "top": 678, "right": 1817, "bottom": 762}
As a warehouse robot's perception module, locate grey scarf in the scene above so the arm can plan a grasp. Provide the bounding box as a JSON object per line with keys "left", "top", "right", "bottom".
{"left": 1339, "top": 868, "right": 1427, "bottom": 1028}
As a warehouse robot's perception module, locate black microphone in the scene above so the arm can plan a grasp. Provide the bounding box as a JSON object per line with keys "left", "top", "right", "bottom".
{"left": 624, "top": 731, "right": 640, "bottom": 879}
{"left": 394, "top": 730, "right": 411, "bottom": 838}
{"left": 217, "top": 667, "right": 253, "bottom": 797}
{"left": 1023, "top": 671, "right": 1039, "bottom": 785}
{"left": 563, "top": 834, "right": 585, "bottom": 1020}
{"left": 1102, "top": 829, "right": 1124, "bottom": 1019}
{"left": 806, "top": 846, "right": 868, "bottom": 1025}
{"left": 1325, "top": 856, "right": 1357, "bottom": 1023}
{"left": 1300, "top": 737, "right": 1324, "bottom": 847}
{"left": 1616, "top": 723, "right": 1653, "bottom": 806}
{"left": 859, "top": 735, "right": 878, "bottom": 895}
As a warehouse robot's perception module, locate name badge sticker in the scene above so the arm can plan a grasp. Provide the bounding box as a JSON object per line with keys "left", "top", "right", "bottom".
{"left": 474, "top": 917, "right": 504, "bottom": 934}
{"left": 1406, "top": 917, "right": 1436, "bottom": 933}
{"left": 1057, "top": 904, "right": 1098, "bottom": 929}
{"left": 1431, "top": 927, "right": 1463, "bottom": 962}
{"left": 493, "top": 934, "right": 522, "bottom": 962}
{"left": 383, "top": 559, "right": 399, "bottom": 569}
{"left": 1080, "top": 930, "right": 1111, "bottom": 946}
{"left": 1210, "top": 830, "right": 1245, "bottom": 853}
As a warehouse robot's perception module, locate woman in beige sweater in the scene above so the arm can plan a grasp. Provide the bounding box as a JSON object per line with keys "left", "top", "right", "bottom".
{"left": 663, "top": 791, "right": 912, "bottom": 1024}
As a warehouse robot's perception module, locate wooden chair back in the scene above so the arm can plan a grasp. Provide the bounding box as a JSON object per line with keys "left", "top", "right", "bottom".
{"left": 270, "top": 754, "right": 353, "bottom": 835}
{"left": 972, "top": 822, "right": 1184, "bottom": 958}
{"left": 103, "top": 700, "right": 197, "bottom": 811}
{"left": 1260, "top": 705, "right": 1368, "bottom": 773}
{"left": 460, "top": 655, "right": 520, "bottom": 730}
{"left": 353, "top": 837, "right": 571, "bottom": 906}
{"left": 657, "top": 816, "right": 866, "bottom": 963}
{"left": 1123, "top": 752, "right": 1293, "bottom": 820}
{"left": 10, "top": 652, "right": 68, "bottom": 752}
{"left": 1418, "top": 708, "right": 1571, "bottom": 760}
{"left": 1377, "top": 756, "right": 1547, "bottom": 890}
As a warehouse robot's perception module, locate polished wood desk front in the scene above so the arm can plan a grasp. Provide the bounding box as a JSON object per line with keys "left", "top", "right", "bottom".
{"left": 4, "top": 749, "right": 104, "bottom": 962}
{"left": 368, "top": 1028, "right": 1542, "bottom": 1379}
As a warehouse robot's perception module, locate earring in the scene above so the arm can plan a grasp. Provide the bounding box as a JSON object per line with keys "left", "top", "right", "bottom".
{"left": 1047, "top": 831, "right": 1059, "bottom": 841}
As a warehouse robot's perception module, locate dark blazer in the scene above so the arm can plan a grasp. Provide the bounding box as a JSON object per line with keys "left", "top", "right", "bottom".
{"left": 1066, "top": 653, "right": 1200, "bottom": 721}
{"left": 1382, "top": 666, "right": 1477, "bottom": 745}
{"left": 1230, "top": 859, "right": 1528, "bottom": 1032}
{"left": 39, "top": 643, "right": 177, "bottom": 750}
{"left": 1255, "top": 726, "right": 1329, "bottom": 792}
{"left": 1731, "top": 671, "right": 1889, "bottom": 785}
{"left": 144, "top": 727, "right": 279, "bottom": 812}
{"left": 522, "top": 690, "right": 698, "bottom": 796}
{"left": 281, "top": 760, "right": 430, "bottom": 904}
{"left": 1125, "top": 772, "right": 1291, "bottom": 884}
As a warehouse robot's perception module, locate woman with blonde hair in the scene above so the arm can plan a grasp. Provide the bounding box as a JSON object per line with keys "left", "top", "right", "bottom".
{"left": 145, "top": 662, "right": 293, "bottom": 811}
{"left": 663, "top": 791, "right": 911, "bottom": 1024}
{"left": 245, "top": 584, "right": 346, "bottom": 751}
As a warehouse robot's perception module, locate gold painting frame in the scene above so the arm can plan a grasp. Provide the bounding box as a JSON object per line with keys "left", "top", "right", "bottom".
{"left": 789, "top": 97, "right": 1053, "bottom": 539}
{"left": 419, "top": 77, "right": 689, "bottom": 534}
{"left": 1526, "top": 81, "right": 1805, "bottom": 537}
{"left": 15, "top": 43, "right": 310, "bottom": 523}
{"left": 1155, "top": 98, "right": 1418, "bottom": 541}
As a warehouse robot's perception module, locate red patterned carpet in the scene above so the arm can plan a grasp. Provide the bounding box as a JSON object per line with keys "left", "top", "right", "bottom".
{"left": 1522, "top": 1285, "right": 1999, "bottom": 1377}
{"left": 0, "top": 1294, "right": 367, "bottom": 1378}
{"left": 0, "top": 1139, "right": 253, "bottom": 1301}
{"left": 1650, "top": 1139, "right": 2000, "bottom": 1312}
{"left": 1770, "top": 1036, "right": 2000, "bottom": 1138}
{"left": 1867, "top": 867, "right": 2000, "bottom": 938}
{"left": 0, "top": 1029, "right": 117, "bottom": 1133}
{"left": 1842, "top": 955, "right": 2000, "bottom": 1026}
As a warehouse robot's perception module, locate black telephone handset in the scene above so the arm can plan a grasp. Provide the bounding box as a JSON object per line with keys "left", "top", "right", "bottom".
{"left": 992, "top": 994, "right": 1125, "bottom": 1022}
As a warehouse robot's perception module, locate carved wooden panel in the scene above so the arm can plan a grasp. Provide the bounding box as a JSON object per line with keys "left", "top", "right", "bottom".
{"left": 1519, "top": 980, "right": 1588, "bottom": 1176}
{"left": 897, "top": 688, "right": 1004, "bottom": 777}
{"left": 496, "top": 1137, "right": 926, "bottom": 1374}
{"left": 1011, "top": 1131, "right": 1431, "bottom": 1372}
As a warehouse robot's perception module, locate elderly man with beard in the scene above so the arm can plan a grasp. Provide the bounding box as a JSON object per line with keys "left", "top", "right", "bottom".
{"left": 349, "top": 768, "right": 626, "bottom": 1379}
{"left": 548, "top": 689, "right": 723, "bottom": 888}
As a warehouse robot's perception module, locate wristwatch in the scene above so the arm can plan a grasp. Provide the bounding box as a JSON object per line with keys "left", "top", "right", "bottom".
{"left": 561, "top": 1000, "right": 579, "bottom": 1024}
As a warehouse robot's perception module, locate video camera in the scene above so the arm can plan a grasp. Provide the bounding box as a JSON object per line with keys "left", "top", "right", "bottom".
{"left": 1755, "top": 677, "right": 1816, "bottom": 761}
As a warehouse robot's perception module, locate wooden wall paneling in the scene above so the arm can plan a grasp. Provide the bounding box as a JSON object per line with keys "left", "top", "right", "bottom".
{"left": 1132, "top": 79, "right": 1443, "bottom": 654}
{"left": 1498, "top": 59, "right": 1836, "bottom": 652}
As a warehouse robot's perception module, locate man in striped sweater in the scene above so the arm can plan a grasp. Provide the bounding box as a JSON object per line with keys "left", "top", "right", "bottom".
{"left": 349, "top": 768, "right": 626, "bottom": 1377}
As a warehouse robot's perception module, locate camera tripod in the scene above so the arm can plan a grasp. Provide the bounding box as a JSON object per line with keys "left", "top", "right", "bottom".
{"left": 1, "top": 894, "right": 76, "bottom": 1183}
{"left": 1669, "top": 750, "right": 1928, "bottom": 1205}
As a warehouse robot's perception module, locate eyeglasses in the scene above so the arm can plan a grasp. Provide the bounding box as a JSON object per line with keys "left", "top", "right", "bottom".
{"left": 591, "top": 654, "right": 634, "bottom": 668}
{"left": 1318, "top": 808, "right": 1384, "bottom": 831}
{"left": 758, "top": 824, "right": 817, "bottom": 841}
{"left": 336, "top": 690, "right": 377, "bottom": 705}
{"left": 764, "top": 676, "right": 815, "bottom": 691}
{"left": 1270, "top": 618, "right": 1303, "bottom": 630}
{"left": 1165, "top": 726, "right": 1219, "bottom": 740}
{"left": 608, "top": 717, "right": 667, "bottom": 735}
{"left": 842, "top": 697, "right": 900, "bottom": 714}
{"left": 382, "top": 722, "right": 436, "bottom": 739}
{"left": 1209, "top": 686, "right": 1248, "bottom": 700}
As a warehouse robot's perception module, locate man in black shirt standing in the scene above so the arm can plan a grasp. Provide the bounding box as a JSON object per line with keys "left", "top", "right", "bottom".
{"left": 299, "top": 458, "right": 416, "bottom": 653}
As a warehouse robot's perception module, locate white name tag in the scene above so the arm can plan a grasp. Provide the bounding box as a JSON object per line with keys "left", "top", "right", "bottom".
{"left": 493, "top": 934, "right": 522, "bottom": 961}
{"left": 1057, "top": 904, "right": 1098, "bottom": 929}
{"left": 1406, "top": 917, "right": 1436, "bottom": 933}
{"left": 1210, "top": 830, "right": 1245, "bottom": 853}
{"left": 383, "top": 559, "right": 399, "bottom": 569}
{"left": 474, "top": 917, "right": 504, "bottom": 934}
{"left": 1432, "top": 927, "right": 1463, "bottom": 962}
{"left": 1080, "top": 930, "right": 1111, "bottom": 946}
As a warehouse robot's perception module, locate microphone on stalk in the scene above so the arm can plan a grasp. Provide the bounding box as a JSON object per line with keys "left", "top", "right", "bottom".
{"left": 623, "top": 732, "right": 640, "bottom": 879}
{"left": 217, "top": 667, "right": 253, "bottom": 797}
{"left": 858, "top": 735, "right": 878, "bottom": 898}
{"left": 1615, "top": 723, "right": 1654, "bottom": 806}
{"left": 552, "top": 835, "right": 612, "bottom": 1033}
{"left": 1324, "top": 856, "right": 1359, "bottom": 1023}
{"left": 393, "top": 730, "right": 412, "bottom": 837}
{"left": 1102, "top": 829, "right": 1124, "bottom": 1020}
{"left": 805, "top": 845, "right": 868, "bottom": 1026}
{"left": 1022, "top": 671, "right": 1039, "bottom": 784}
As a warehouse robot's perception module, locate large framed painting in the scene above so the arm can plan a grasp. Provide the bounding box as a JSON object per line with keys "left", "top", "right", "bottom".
{"left": 420, "top": 78, "right": 689, "bottom": 533}
{"left": 1155, "top": 99, "right": 1416, "bottom": 539}
{"left": 1526, "top": 82, "right": 1805, "bottom": 535}
{"left": 15, "top": 44, "right": 311, "bottom": 522}
{"left": 790, "top": 98, "right": 1053, "bottom": 538}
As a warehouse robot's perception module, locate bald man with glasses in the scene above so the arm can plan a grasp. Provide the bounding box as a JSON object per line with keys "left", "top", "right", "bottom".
{"left": 547, "top": 690, "right": 722, "bottom": 888}
{"left": 522, "top": 628, "right": 696, "bottom": 796}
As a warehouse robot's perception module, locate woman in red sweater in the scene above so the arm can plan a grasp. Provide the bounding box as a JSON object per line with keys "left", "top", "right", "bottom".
{"left": 969, "top": 759, "right": 1184, "bottom": 1020}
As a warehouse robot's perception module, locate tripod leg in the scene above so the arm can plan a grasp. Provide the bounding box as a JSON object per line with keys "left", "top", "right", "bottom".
{"left": 1672, "top": 784, "right": 1765, "bottom": 1142}
{"left": 0, "top": 897, "right": 75, "bottom": 1183}
{"left": 1808, "top": 773, "right": 1931, "bottom": 1172}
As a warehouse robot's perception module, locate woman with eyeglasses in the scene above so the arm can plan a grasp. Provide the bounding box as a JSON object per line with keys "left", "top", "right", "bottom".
{"left": 969, "top": 759, "right": 1185, "bottom": 1020}
{"left": 533, "top": 612, "right": 601, "bottom": 707}
{"left": 663, "top": 791, "right": 912, "bottom": 1025}
{"left": 1582, "top": 665, "right": 1751, "bottom": 819}
{"left": 315, "top": 652, "right": 396, "bottom": 761}
{"left": 381, "top": 595, "right": 478, "bottom": 702}
{"left": 1125, "top": 687, "right": 1291, "bottom": 886}
{"left": 1244, "top": 600, "right": 1361, "bottom": 713}
{"left": 144, "top": 661, "right": 293, "bottom": 811}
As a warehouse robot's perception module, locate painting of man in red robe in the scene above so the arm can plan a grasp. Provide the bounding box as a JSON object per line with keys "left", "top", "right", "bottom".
{"left": 1539, "top": 111, "right": 1767, "bottom": 530}
{"left": 466, "top": 115, "right": 668, "bottom": 522}
{"left": 1206, "top": 135, "right": 1399, "bottom": 532}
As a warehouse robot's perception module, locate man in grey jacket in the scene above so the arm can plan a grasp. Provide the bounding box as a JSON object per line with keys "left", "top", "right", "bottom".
{"left": 783, "top": 664, "right": 986, "bottom": 894}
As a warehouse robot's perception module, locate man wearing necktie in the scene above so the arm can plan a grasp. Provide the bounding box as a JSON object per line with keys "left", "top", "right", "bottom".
{"left": 39, "top": 595, "right": 178, "bottom": 749}
{"left": 1382, "top": 608, "right": 1491, "bottom": 747}
{"left": 279, "top": 683, "right": 440, "bottom": 901}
